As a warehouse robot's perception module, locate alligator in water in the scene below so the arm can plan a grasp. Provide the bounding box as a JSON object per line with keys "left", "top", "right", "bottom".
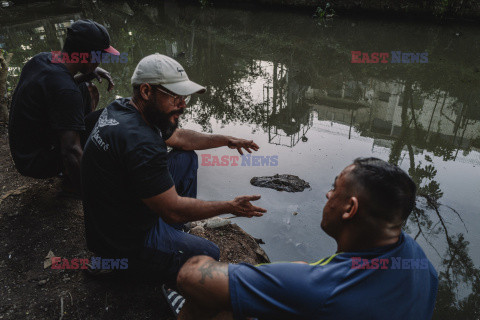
{"left": 250, "top": 174, "right": 310, "bottom": 192}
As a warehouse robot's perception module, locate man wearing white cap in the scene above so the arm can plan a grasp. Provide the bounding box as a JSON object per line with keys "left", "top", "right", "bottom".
{"left": 81, "top": 54, "right": 266, "bottom": 283}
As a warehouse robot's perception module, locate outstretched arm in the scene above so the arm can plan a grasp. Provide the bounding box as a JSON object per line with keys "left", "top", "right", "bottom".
{"left": 177, "top": 256, "right": 233, "bottom": 320}
{"left": 166, "top": 129, "right": 259, "bottom": 155}
{"left": 142, "top": 186, "right": 266, "bottom": 224}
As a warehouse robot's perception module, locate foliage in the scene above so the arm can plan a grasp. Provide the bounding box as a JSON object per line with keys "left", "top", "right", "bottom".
{"left": 313, "top": 1, "right": 335, "bottom": 25}
{"left": 199, "top": 0, "right": 213, "bottom": 8}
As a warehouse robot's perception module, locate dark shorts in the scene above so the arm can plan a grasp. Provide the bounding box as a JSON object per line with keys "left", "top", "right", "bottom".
{"left": 136, "top": 150, "right": 220, "bottom": 283}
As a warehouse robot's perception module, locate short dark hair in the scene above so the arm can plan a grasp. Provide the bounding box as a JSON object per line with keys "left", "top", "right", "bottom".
{"left": 349, "top": 157, "right": 417, "bottom": 223}
{"left": 132, "top": 85, "right": 141, "bottom": 98}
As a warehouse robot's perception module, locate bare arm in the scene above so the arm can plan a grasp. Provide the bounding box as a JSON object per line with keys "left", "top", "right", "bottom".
{"left": 177, "top": 255, "right": 232, "bottom": 319}
{"left": 166, "top": 129, "right": 259, "bottom": 155}
{"left": 58, "top": 130, "right": 83, "bottom": 191}
{"left": 74, "top": 67, "right": 115, "bottom": 91}
{"left": 74, "top": 72, "right": 96, "bottom": 84}
{"left": 142, "top": 186, "right": 266, "bottom": 225}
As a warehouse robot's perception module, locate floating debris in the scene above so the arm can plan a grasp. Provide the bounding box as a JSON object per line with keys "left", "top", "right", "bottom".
{"left": 250, "top": 174, "right": 311, "bottom": 192}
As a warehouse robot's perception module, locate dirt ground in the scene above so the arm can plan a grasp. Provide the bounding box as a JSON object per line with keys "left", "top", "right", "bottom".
{"left": 0, "top": 132, "right": 269, "bottom": 320}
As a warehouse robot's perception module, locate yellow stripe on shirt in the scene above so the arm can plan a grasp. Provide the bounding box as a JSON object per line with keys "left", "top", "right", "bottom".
{"left": 310, "top": 253, "right": 341, "bottom": 266}
{"left": 254, "top": 253, "right": 342, "bottom": 268}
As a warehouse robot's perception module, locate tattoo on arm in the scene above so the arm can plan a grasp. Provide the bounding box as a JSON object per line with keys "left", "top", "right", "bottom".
{"left": 198, "top": 261, "right": 228, "bottom": 285}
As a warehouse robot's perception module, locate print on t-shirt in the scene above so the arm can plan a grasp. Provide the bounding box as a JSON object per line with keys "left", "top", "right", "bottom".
{"left": 91, "top": 109, "right": 119, "bottom": 151}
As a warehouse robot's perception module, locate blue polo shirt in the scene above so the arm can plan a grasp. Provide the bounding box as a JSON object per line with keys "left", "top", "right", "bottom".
{"left": 228, "top": 232, "right": 438, "bottom": 320}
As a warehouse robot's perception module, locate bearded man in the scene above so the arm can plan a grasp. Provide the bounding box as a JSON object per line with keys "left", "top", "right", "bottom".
{"left": 81, "top": 54, "right": 266, "bottom": 283}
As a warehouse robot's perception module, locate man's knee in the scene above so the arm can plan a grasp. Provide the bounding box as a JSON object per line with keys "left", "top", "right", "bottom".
{"left": 14, "top": 158, "right": 60, "bottom": 179}
{"left": 177, "top": 255, "right": 212, "bottom": 295}
{"left": 169, "top": 150, "right": 198, "bottom": 169}
{"left": 167, "top": 150, "right": 198, "bottom": 197}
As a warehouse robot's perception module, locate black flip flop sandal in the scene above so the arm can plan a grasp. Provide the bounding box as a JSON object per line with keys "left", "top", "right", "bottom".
{"left": 162, "top": 285, "right": 185, "bottom": 318}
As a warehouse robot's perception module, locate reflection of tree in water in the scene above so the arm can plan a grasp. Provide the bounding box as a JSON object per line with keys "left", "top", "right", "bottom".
{"left": 389, "top": 81, "right": 480, "bottom": 319}
{"left": 264, "top": 63, "right": 313, "bottom": 147}
{"left": 187, "top": 58, "right": 271, "bottom": 133}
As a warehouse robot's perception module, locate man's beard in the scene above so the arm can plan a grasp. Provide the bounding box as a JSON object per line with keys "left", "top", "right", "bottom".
{"left": 143, "top": 99, "right": 183, "bottom": 138}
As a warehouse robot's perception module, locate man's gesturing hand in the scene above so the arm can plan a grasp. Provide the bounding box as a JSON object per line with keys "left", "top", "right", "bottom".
{"left": 229, "top": 195, "right": 266, "bottom": 218}
{"left": 227, "top": 137, "right": 259, "bottom": 155}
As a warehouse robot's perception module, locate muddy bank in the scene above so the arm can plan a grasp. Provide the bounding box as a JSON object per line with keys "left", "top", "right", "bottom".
{"left": 0, "top": 134, "right": 269, "bottom": 319}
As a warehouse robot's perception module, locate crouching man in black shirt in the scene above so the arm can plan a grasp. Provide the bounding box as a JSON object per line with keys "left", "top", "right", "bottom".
{"left": 8, "top": 20, "right": 118, "bottom": 194}
{"left": 81, "top": 54, "right": 267, "bottom": 283}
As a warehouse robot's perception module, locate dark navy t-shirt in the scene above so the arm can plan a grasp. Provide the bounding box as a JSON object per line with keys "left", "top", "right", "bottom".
{"left": 8, "top": 52, "right": 85, "bottom": 176}
{"left": 229, "top": 232, "right": 438, "bottom": 320}
{"left": 81, "top": 98, "right": 174, "bottom": 256}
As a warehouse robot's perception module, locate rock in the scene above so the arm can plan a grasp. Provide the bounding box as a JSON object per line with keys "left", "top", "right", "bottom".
{"left": 189, "top": 221, "right": 205, "bottom": 228}
{"left": 38, "top": 280, "right": 47, "bottom": 286}
{"left": 43, "top": 250, "right": 55, "bottom": 269}
{"left": 37, "top": 274, "right": 48, "bottom": 281}
{"left": 190, "top": 225, "right": 205, "bottom": 235}
{"left": 200, "top": 224, "right": 270, "bottom": 265}
{"left": 250, "top": 174, "right": 310, "bottom": 192}
{"left": 254, "top": 247, "right": 270, "bottom": 263}
{"left": 205, "top": 217, "right": 231, "bottom": 229}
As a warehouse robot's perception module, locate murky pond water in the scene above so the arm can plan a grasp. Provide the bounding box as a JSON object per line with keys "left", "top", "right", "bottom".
{"left": 2, "top": 0, "right": 479, "bottom": 317}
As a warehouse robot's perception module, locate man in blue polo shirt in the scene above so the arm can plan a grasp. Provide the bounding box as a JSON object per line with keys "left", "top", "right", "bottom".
{"left": 174, "top": 157, "right": 438, "bottom": 319}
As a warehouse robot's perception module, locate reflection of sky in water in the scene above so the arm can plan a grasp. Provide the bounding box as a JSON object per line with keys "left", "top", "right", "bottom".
{"left": 182, "top": 54, "right": 480, "bottom": 302}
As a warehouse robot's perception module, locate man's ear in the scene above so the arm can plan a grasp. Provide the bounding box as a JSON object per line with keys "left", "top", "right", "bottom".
{"left": 140, "top": 83, "right": 153, "bottom": 100}
{"left": 342, "top": 197, "right": 358, "bottom": 220}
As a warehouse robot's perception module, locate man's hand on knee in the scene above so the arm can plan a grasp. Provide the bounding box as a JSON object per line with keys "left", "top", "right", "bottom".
{"left": 177, "top": 255, "right": 231, "bottom": 311}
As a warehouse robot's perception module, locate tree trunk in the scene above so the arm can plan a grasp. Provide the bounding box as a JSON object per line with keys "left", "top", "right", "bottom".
{"left": 0, "top": 51, "right": 13, "bottom": 126}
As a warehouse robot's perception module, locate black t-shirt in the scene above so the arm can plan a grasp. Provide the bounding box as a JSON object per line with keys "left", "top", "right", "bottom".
{"left": 8, "top": 52, "right": 85, "bottom": 174}
{"left": 81, "top": 98, "right": 174, "bottom": 257}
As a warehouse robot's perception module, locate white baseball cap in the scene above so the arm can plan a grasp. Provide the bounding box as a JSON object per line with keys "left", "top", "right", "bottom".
{"left": 131, "top": 53, "right": 206, "bottom": 95}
